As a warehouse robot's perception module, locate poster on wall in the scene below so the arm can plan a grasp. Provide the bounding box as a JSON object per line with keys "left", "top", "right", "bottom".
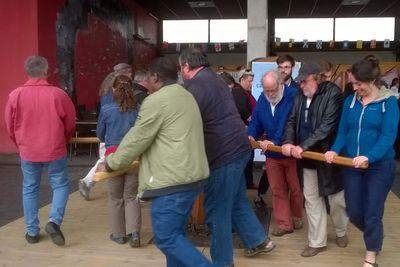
{"left": 251, "top": 61, "right": 301, "bottom": 101}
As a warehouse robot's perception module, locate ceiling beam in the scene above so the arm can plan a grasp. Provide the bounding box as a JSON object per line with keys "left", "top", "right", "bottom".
{"left": 332, "top": 1, "right": 342, "bottom": 16}
{"left": 287, "top": 0, "right": 292, "bottom": 16}
{"left": 377, "top": 0, "right": 400, "bottom": 16}
{"left": 213, "top": 1, "right": 224, "bottom": 18}
{"left": 184, "top": 0, "right": 202, "bottom": 19}
{"left": 309, "top": 0, "right": 319, "bottom": 16}
{"left": 236, "top": 0, "right": 245, "bottom": 17}
{"left": 160, "top": 0, "right": 180, "bottom": 19}
{"left": 354, "top": 2, "right": 369, "bottom": 16}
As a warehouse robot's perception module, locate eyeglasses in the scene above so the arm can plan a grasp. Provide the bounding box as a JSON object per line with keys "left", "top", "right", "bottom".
{"left": 278, "top": 65, "right": 292, "bottom": 70}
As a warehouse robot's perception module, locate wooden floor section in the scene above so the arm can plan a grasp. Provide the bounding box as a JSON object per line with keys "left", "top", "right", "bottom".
{"left": 0, "top": 182, "right": 399, "bottom": 267}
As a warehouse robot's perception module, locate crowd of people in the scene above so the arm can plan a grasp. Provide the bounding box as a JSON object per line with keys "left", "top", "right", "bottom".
{"left": 4, "top": 50, "right": 399, "bottom": 267}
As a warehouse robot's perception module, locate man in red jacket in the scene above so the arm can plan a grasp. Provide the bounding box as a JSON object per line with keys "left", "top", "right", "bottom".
{"left": 5, "top": 56, "right": 76, "bottom": 246}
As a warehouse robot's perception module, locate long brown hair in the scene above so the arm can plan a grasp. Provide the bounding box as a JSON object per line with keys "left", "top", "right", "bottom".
{"left": 112, "top": 75, "right": 136, "bottom": 112}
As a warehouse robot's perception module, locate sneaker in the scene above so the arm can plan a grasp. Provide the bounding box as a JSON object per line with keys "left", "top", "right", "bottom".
{"left": 253, "top": 197, "right": 266, "bottom": 210}
{"left": 25, "top": 233, "right": 39, "bottom": 244}
{"left": 336, "top": 235, "right": 348, "bottom": 248}
{"left": 78, "top": 180, "right": 91, "bottom": 201}
{"left": 293, "top": 218, "right": 303, "bottom": 230}
{"left": 45, "top": 222, "right": 65, "bottom": 246}
{"left": 271, "top": 228, "right": 293, "bottom": 237}
{"left": 244, "top": 239, "right": 276, "bottom": 257}
{"left": 110, "top": 234, "right": 126, "bottom": 244}
{"left": 300, "top": 246, "right": 327, "bottom": 257}
{"left": 129, "top": 231, "right": 140, "bottom": 248}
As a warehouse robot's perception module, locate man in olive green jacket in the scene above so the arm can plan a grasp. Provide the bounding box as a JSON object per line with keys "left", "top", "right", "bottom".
{"left": 98, "top": 57, "right": 214, "bottom": 267}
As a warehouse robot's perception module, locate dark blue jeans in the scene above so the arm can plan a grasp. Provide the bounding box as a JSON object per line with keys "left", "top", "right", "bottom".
{"left": 151, "top": 188, "right": 215, "bottom": 267}
{"left": 204, "top": 152, "right": 267, "bottom": 267}
{"left": 343, "top": 159, "right": 395, "bottom": 251}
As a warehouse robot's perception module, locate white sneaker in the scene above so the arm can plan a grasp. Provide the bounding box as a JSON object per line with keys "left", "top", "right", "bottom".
{"left": 78, "top": 180, "right": 91, "bottom": 201}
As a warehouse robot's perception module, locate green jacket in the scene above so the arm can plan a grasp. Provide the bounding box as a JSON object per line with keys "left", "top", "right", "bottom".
{"left": 106, "top": 83, "right": 209, "bottom": 199}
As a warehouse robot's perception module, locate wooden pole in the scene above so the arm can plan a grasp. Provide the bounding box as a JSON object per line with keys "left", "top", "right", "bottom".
{"left": 93, "top": 160, "right": 140, "bottom": 182}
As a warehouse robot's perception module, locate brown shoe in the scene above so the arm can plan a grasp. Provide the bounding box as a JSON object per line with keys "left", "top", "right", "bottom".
{"left": 336, "top": 235, "right": 348, "bottom": 248}
{"left": 271, "top": 228, "right": 293, "bottom": 237}
{"left": 301, "top": 246, "right": 327, "bottom": 257}
{"left": 293, "top": 219, "right": 303, "bottom": 230}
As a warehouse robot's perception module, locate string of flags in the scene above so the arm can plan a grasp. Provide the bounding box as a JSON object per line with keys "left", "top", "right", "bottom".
{"left": 274, "top": 38, "right": 392, "bottom": 50}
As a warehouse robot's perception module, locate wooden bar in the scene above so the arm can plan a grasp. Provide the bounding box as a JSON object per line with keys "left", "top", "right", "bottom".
{"left": 69, "top": 137, "right": 101, "bottom": 144}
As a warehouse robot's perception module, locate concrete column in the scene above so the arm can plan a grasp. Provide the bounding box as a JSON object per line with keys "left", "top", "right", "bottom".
{"left": 247, "top": 0, "right": 268, "bottom": 66}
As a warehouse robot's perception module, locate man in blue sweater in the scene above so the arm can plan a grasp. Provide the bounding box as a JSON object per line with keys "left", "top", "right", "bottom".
{"left": 248, "top": 70, "right": 303, "bottom": 237}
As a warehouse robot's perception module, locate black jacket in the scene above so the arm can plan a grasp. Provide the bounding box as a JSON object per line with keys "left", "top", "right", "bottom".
{"left": 282, "top": 81, "right": 344, "bottom": 196}
{"left": 231, "top": 84, "right": 252, "bottom": 125}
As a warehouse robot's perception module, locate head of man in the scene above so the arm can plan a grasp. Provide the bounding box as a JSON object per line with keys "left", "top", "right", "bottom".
{"left": 318, "top": 60, "right": 334, "bottom": 81}
{"left": 276, "top": 54, "right": 295, "bottom": 82}
{"left": 178, "top": 48, "right": 210, "bottom": 80}
{"left": 24, "top": 56, "right": 48, "bottom": 78}
{"left": 133, "top": 69, "right": 150, "bottom": 90}
{"left": 147, "top": 57, "right": 178, "bottom": 94}
{"left": 261, "top": 70, "right": 285, "bottom": 105}
{"left": 113, "top": 63, "right": 132, "bottom": 78}
{"left": 239, "top": 70, "right": 254, "bottom": 92}
{"left": 295, "top": 62, "right": 323, "bottom": 98}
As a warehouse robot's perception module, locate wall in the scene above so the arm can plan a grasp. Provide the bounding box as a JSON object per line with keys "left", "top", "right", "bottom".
{"left": 0, "top": 0, "right": 39, "bottom": 153}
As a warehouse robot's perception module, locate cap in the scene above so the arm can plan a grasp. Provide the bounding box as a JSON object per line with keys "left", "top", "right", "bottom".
{"left": 294, "top": 62, "right": 321, "bottom": 82}
{"left": 113, "top": 63, "right": 131, "bottom": 72}
{"left": 238, "top": 69, "right": 254, "bottom": 80}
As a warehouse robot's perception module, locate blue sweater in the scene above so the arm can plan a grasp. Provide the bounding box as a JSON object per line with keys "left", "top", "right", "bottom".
{"left": 331, "top": 89, "right": 399, "bottom": 163}
{"left": 247, "top": 85, "right": 298, "bottom": 158}
{"left": 96, "top": 101, "right": 138, "bottom": 148}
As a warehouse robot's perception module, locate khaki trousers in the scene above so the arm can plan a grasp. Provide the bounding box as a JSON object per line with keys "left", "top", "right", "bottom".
{"left": 303, "top": 168, "right": 349, "bottom": 248}
{"left": 107, "top": 170, "right": 141, "bottom": 237}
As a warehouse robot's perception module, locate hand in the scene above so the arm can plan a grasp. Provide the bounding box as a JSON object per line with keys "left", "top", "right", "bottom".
{"left": 95, "top": 162, "right": 107, "bottom": 173}
{"left": 248, "top": 136, "right": 255, "bottom": 142}
{"left": 259, "top": 140, "right": 274, "bottom": 152}
{"left": 291, "top": 146, "right": 303, "bottom": 159}
{"left": 353, "top": 156, "right": 369, "bottom": 168}
{"left": 281, "top": 144, "right": 295, "bottom": 157}
{"left": 324, "top": 151, "right": 337, "bottom": 164}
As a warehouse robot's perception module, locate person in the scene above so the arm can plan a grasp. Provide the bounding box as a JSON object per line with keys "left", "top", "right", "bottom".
{"left": 248, "top": 70, "right": 303, "bottom": 237}
{"left": 4, "top": 56, "right": 76, "bottom": 246}
{"left": 97, "top": 57, "right": 213, "bottom": 266}
{"left": 276, "top": 54, "right": 299, "bottom": 89}
{"left": 179, "top": 48, "right": 275, "bottom": 267}
{"left": 96, "top": 74, "right": 142, "bottom": 247}
{"left": 325, "top": 57, "right": 399, "bottom": 267}
{"left": 318, "top": 60, "right": 334, "bottom": 81}
{"left": 390, "top": 77, "right": 399, "bottom": 97}
{"left": 281, "top": 62, "right": 349, "bottom": 257}
{"left": 78, "top": 66, "right": 150, "bottom": 201}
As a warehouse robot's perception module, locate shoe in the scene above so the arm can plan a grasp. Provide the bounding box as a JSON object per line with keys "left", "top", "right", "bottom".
{"left": 253, "top": 197, "right": 266, "bottom": 209}
{"left": 25, "top": 233, "right": 39, "bottom": 244}
{"left": 336, "top": 235, "right": 348, "bottom": 248}
{"left": 301, "top": 246, "right": 327, "bottom": 257}
{"left": 364, "top": 260, "right": 378, "bottom": 267}
{"left": 293, "top": 219, "right": 303, "bottom": 230}
{"left": 45, "top": 222, "right": 65, "bottom": 246}
{"left": 78, "top": 180, "right": 91, "bottom": 201}
{"left": 109, "top": 234, "right": 126, "bottom": 244}
{"left": 244, "top": 239, "right": 276, "bottom": 257}
{"left": 271, "top": 228, "right": 293, "bottom": 237}
{"left": 129, "top": 231, "right": 140, "bottom": 248}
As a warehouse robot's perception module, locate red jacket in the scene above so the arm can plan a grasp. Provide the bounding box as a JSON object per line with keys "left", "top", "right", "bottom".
{"left": 4, "top": 78, "right": 76, "bottom": 162}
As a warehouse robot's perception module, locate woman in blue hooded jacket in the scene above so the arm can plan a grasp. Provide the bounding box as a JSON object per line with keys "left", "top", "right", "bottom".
{"left": 325, "top": 57, "right": 399, "bottom": 267}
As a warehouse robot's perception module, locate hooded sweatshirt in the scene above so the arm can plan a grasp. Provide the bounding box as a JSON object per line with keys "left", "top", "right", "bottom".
{"left": 331, "top": 87, "right": 399, "bottom": 163}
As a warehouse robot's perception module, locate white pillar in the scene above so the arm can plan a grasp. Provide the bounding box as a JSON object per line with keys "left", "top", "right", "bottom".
{"left": 247, "top": 0, "right": 268, "bottom": 66}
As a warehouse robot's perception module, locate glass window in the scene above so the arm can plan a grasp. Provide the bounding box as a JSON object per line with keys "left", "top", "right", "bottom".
{"left": 274, "top": 18, "right": 334, "bottom": 42}
{"left": 163, "top": 20, "right": 208, "bottom": 43}
{"left": 335, "top": 17, "right": 395, "bottom": 41}
{"left": 210, "top": 19, "right": 247, "bottom": 42}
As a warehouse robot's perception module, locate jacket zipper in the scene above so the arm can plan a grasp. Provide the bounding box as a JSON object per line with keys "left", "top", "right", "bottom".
{"left": 356, "top": 106, "right": 366, "bottom": 156}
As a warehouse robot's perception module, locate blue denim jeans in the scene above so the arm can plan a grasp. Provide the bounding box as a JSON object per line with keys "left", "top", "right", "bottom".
{"left": 343, "top": 159, "right": 395, "bottom": 251}
{"left": 151, "top": 188, "right": 215, "bottom": 267}
{"left": 204, "top": 152, "right": 267, "bottom": 267}
{"left": 21, "top": 156, "right": 70, "bottom": 236}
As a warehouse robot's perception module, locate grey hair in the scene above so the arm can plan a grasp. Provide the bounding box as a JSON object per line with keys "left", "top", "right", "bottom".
{"left": 261, "top": 69, "right": 285, "bottom": 85}
{"left": 134, "top": 69, "right": 148, "bottom": 83}
{"left": 24, "top": 56, "right": 48, "bottom": 77}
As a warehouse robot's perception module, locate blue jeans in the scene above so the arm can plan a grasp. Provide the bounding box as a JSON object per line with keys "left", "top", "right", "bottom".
{"left": 343, "top": 159, "right": 395, "bottom": 251}
{"left": 21, "top": 156, "right": 70, "bottom": 236}
{"left": 151, "top": 188, "right": 215, "bottom": 267}
{"left": 204, "top": 152, "right": 267, "bottom": 267}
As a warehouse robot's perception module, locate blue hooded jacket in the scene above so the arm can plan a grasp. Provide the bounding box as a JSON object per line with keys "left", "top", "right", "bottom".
{"left": 247, "top": 85, "right": 298, "bottom": 158}
{"left": 331, "top": 87, "right": 399, "bottom": 163}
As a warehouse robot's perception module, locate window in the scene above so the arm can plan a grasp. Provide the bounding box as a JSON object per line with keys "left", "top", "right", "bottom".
{"left": 163, "top": 20, "right": 208, "bottom": 43}
{"left": 335, "top": 17, "right": 395, "bottom": 41}
{"left": 274, "top": 18, "right": 334, "bottom": 42}
{"left": 210, "top": 19, "right": 247, "bottom": 42}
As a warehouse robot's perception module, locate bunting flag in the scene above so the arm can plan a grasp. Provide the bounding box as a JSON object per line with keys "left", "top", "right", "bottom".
{"left": 384, "top": 39, "right": 390, "bottom": 48}
{"left": 316, "top": 40, "right": 323, "bottom": 50}
{"left": 189, "top": 43, "right": 194, "bottom": 48}
{"left": 342, "top": 40, "right": 349, "bottom": 49}
{"left": 200, "top": 43, "right": 207, "bottom": 52}
{"left": 329, "top": 40, "right": 335, "bottom": 48}
{"left": 288, "top": 39, "right": 295, "bottom": 48}
{"left": 356, "top": 40, "right": 363, "bottom": 49}
{"left": 228, "top": 43, "right": 235, "bottom": 50}
{"left": 275, "top": 37, "right": 281, "bottom": 47}
{"left": 302, "top": 39, "right": 308, "bottom": 49}
{"left": 215, "top": 43, "right": 222, "bottom": 52}
{"left": 176, "top": 43, "right": 181, "bottom": 52}
{"left": 162, "top": 41, "right": 169, "bottom": 50}
{"left": 370, "top": 39, "right": 376, "bottom": 49}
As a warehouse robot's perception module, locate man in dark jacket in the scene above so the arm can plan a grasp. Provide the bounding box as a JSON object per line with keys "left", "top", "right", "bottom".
{"left": 179, "top": 48, "right": 275, "bottom": 267}
{"left": 281, "top": 62, "right": 349, "bottom": 257}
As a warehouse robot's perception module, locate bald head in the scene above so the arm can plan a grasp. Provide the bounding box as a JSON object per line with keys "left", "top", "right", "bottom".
{"left": 261, "top": 70, "right": 284, "bottom": 105}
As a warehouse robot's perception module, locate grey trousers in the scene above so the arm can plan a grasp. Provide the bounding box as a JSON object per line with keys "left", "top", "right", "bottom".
{"left": 107, "top": 170, "right": 141, "bottom": 237}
